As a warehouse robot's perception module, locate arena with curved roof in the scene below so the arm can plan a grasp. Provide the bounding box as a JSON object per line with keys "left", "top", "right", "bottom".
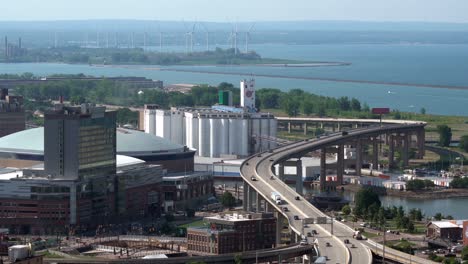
{"left": 0, "top": 127, "right": 195, "bottom": 172}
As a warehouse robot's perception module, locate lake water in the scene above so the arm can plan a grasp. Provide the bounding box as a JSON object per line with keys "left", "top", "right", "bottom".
{"left": 1, "top": 43, "right": 468, "bottom": 116}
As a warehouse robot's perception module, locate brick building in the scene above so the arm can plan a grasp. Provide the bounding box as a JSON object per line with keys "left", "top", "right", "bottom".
{"left": 187, "top": 213, "right": 276, "bottom": 255}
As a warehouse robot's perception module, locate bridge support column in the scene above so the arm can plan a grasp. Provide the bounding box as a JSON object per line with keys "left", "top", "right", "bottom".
{"left": 320, "top": 122, "right": 324, "bottom": 129}
{"left": 288, "top": 122, "right": 292, "bottom": 133}
{"left": 256, "top": 193, "right": 262, "bottom": 212}
{"left": 372, "top": 137, "right": 379, "bottom": 170}
{"left": 356, "top": 139, "right": 362, "bottom": 176}
{"left": 337, "top": 122, "right": 341, "bottom": 131}
{"left": 389, "top": 135, "right": 395, "bottom": 168}
{"left": 243, "top": 181, "right": 248, "bottom": 211}
{"left": 402, "top": 133, "right": 410, "bottom": 167}
{"left": 417, "top": 128, "right": 425, "bottom": 159}
{"left": 337, "top": 145, "right": 344, "bottom": 185}
{"left": 296, "top": 159, "right": 303, "bottom": 195}
{"left": 303, "top": 123, "right": 308, "bottom": 135}
{"left": 275, "top": 212, "right": 284, "bottom": 246}
{"left": 279, "top": 163, "right": 285, "bottom": 181}
{"left": 320, "top": 148, "right": 327, "bottom": 190}
{"left": 248, "top": 188, "right": 256, "bottom": 212}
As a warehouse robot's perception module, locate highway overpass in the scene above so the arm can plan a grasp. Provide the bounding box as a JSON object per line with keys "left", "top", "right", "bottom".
{"left": 240, "top": 122, "right": 437, "bottom": 263}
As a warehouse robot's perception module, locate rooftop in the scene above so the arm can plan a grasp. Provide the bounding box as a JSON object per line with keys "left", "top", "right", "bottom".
{"left": 0, "top": 127, "right": 185, "bottom": 155}
{"left": 430, "top": 221, "right": 460, "bottom": 229}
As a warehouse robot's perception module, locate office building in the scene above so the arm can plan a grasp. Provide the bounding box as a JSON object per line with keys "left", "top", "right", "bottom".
{"left": 0, "top": 88, "right": 25, "bottom": 138}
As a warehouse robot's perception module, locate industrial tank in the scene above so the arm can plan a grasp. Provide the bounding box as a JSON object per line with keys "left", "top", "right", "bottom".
{"left": 198, "top": 117, "right": 210, "bottom": 157}
{"left": 269, "top": 118, "right": 278, "bottom": 149}
{"left": 210, "top": 118, "right": 221, "bottom": 158}
{"left": 240, "top": 119, "right": 249, "bottom": 156}
{"left": 144, "top": 110, "right": 156, "bottom": 135}
{"left": 229, "top": 119, "right": 240, "bottom": 155}
{"left": 252, "top": 118, "right": 261, "bottom": 153}
{"left": 260, "top": 118, "right": 270, "bottom": 151}
{"left": 219, "top": 118, "right": 229, "bottom": 155}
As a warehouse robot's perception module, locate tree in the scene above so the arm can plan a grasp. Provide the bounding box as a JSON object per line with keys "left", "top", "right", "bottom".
{"left": 437, "top": 125, "right": 452, "bottom": 147}
{"left": 234, "top": 254, "right": 243, "bottom": 264}
{"left": 342, "top": 205, "right": 351, "bottom": 215}
{"left": 459, "top": 135, "right": 468, "bottom": 152}
{"left": 220, "top": 192, "right": 236, "bottom": 208}
{"left": 420, "top": 107, "right": 426, "bottom": 115}
{"left": 461, "top": 246, "right": 468, "bottom": 260}
{"left": 350, "top": 98, "right": 361, "bottom": 111}
{"left": 354, "top": 188, "right": 381, "bottom": 217}
{"left": 434, "top": 212, "right": 443, "bottom": 221}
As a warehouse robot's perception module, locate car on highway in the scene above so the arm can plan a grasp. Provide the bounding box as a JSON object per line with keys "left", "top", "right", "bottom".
{"left": 294, "top": 215, "right": 300, "bottom": 220}
{"left": 295, "top": 196, "right": 301, "bottom": 201}
{"left": 251, "top": 176, "right": 257, "bottom": 181}
{"left": 342, "top": 131, "right": 348, "bottom": 136}
{"left": 307, "top": 232, "right": 312, "bottom": 237}
{"left": 351, "top": 244, "right": 356, "bottom": 248}
{"left": 312, "top": 229, "right": 318, "bottom": 235}
{"left": 344, "top": 239, "right": 350, "bottom": 244}
{"left": 326, "top": 242, "right": 331, "bottom": 247}
{"left": 270, "top": 175, "right": 275, "bottom": 180}
{"left": 282, "top": 207, "right": 289, "bottom": 212}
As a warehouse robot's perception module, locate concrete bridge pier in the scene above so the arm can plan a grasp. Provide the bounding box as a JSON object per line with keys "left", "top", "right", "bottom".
{"left": 243, "top": 181, "right": 248, "bottom": 211}
{"left": 389, "top": 135, "right": 395, "bottom": 168}
{"left": 278, "top": 163, "right": 285, "bottom": 181}
{"left": 275, "top": 212, "right": 285, "bottom": 246}
{"left": 303, "top": 123, "right": 308, "bottom": 135}
{"left": 296, "top": 159, "right": 303, "bottom": 195}
{"left": 402, "top": 133, "right": 410, "bottom": 166}
{"left": 337, "top": 145, "right": 344, "bottom": 185}
{"left": 320, "top": 148, "right": 327, "bottom": 190}
{"left": 417, "top": 128, "right": 426, "bottom": 159}
{"left": 372, "top": 137, "right": 379, "bottom": 170}
{"left": 355, "top": 139, "right": 363, "bottom": 176}
{"left": 288, "top": 122, "right": 292, "bottom": 133}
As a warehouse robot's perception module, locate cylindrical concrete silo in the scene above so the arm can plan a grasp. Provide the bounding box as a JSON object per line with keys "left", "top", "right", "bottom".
{"left": 210, "top": 118, "right": 221, "bottom": 158}
{"left": 260, "top": 118, "right": 270, "bottom": 151}
{"left": 198, "top": 117, "right": 210, "bottom": 157}
{"left": 240, "top": 119, "right": 249, "bottom": 156}
{"left": 269, "top": 118, "right": 278, "bottom": 149}
{"left": 229, "top": 119, "right": 240, "bottom": 155}
{"left": 252, "top": 118, "right": 261, "bottom": 153}
{"left": 219, "top": 118, "right": 229, "bottom": 156}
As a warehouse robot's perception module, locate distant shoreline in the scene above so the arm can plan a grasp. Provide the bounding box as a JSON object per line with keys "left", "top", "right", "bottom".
{"left": 343, "top": 184, "right": 468, "bottom": 199}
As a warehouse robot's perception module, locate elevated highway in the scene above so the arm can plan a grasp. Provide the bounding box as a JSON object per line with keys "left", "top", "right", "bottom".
{"left": 240, "top": 122, "right": 434, "bottom": 263}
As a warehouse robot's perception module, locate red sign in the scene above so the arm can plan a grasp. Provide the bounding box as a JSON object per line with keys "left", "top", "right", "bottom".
{"left": 372, "top": 108, "right": 390, "bottom": 115}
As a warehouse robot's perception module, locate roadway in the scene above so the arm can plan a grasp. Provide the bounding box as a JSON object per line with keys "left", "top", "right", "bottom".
{"left": 240, "top": 123, "right": 427, "bottom": 264}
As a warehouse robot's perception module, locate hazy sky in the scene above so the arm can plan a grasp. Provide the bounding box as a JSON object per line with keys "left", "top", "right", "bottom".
{"left": 3, "top": 0, "right": 468, "bottom": 23}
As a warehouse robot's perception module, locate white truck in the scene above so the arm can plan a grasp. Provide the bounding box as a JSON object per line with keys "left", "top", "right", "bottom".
{"left": 270, "top": 192, "right": 282, "bottom": 205}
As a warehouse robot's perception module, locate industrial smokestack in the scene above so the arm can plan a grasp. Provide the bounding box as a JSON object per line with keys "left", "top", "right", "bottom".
{"left": 4, "top": 36, "right": 7, "bottom": 60}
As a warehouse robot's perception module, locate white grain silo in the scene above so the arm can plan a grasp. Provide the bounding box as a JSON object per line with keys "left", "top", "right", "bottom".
{"left": 251, "top": 118, "right": 261, "bottom": 153}
{"left": 185, "top": 113, "right": 193, "bottom": 148}
{"left": 229, "top": 118, "right": 240, "bottom": 155}
{"left": 144, "top": 109, "right": 156, "bottom": 135}
{"left": 240, "top": 119, "right": 249, "bottom": 156}
{"left": 210, "top": 118, "right": 221, "bottom": 158}
{"left": 170, "top": 110, "right": 184, "bottom": 145}
{"left": 269, "top": 118, "right": 278, "bottom": 149}
{"left": 198, "top": 117, "right": 211, "bottom": 157}
{"left": 260, "top": 118, "right": 270, "bottom": 151}
{"left": 219, "top": 118, "right": 229, "bottom": 155}
{"left": 156, "top": 110, "right": 171, "bottom": 140}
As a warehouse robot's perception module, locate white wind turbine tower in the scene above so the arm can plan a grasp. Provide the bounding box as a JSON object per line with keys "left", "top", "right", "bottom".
{"left": 183, "top": 21, "right": 197, "bottom": 54}
{"left": 199, "top": 23, "right": 210, "bottom": 51}
{"left": 155, "top": 21, "right": 163, "bottom": 52}
{"left": 228, "top": 23, "right": 239, "bottom": 54}
{"left": 245, "top": 23, "right": 256, "bottom": 53}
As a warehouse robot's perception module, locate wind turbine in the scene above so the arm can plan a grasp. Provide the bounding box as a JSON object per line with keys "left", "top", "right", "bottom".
{"left": 199, "top": 23, "right": 210, "bottom": 51}
{"left": 183, "top": 21, "right": 197, "bottom": 54}
{"left": 228, "top": 23, "right": 239, "bottom": 54}
{"left": 155, "top": 20, "right": 163, "bottom": 52}
{"left": 245, "top": 23, "right": 256, "bottom": 53}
